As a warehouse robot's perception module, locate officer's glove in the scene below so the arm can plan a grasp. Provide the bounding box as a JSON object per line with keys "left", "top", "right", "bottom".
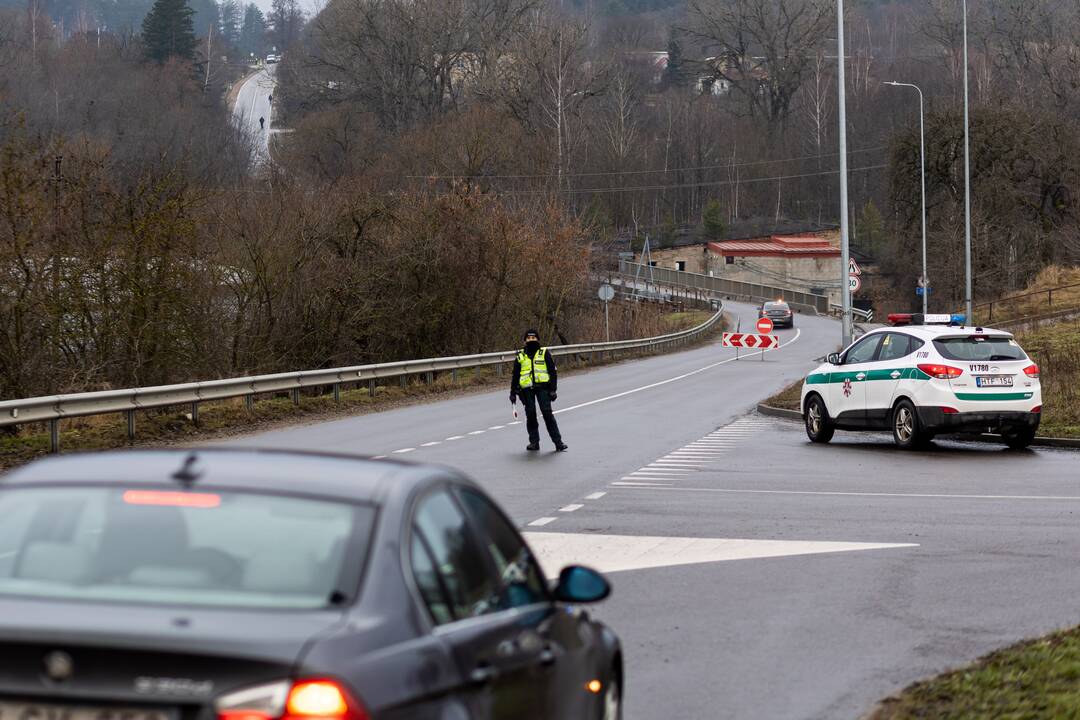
{"left": 550, "top": 392, "right": 558, "bottom": 402}
{"left": 509, "top": 392, "right": 517, "bottom": 404}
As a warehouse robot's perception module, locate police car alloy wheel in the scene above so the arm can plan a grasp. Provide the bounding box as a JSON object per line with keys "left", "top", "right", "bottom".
{"left": 804, "top": 395, "right": 834, "bottom": 443}
{"left": 892, "top": 398, "right": 927, "bottom": 449}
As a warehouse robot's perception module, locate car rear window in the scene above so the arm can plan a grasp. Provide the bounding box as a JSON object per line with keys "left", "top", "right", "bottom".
{"left": 933, "top": 336, "right": 1028, "bottom": 362}
{"left": 0, "top": 486, "right": 374, "bottom": 609}
{"left": 764, "top": 303, "right": 789, "bottom": 311}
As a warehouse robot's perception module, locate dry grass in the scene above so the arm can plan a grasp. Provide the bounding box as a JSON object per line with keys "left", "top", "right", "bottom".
{"left": 976, "top": 266, "right": 1080, "bottom": 324}
{"left": 763, "top": 380, "right": 804, "bottom": 412}
{"left": 1016, "top": 318, "right": 1080, "bottom": 438}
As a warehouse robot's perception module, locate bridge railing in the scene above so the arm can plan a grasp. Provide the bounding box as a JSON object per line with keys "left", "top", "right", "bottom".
{"left": 0, "top": 306, "right": 724, "bottom": 452}
{"left": 618, "top": 260, "right": 830, "bottom": 314}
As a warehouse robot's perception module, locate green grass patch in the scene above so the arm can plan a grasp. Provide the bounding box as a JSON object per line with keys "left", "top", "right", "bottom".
{"left": 763, "top": 380, "right": 803, "bottom": 412}
{"left": 870, "top": 625, "right": 1080, "bottom": 720}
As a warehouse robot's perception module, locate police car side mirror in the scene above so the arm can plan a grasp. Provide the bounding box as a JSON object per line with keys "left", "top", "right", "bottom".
{"left": 827, "top": 353, "right": 841, "bottom": 365}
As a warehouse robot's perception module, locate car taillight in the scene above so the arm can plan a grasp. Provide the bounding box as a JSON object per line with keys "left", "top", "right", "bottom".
{"left": 1023, "top": 364, "right": 1040, "bottom": 379}
{"left": 1032, "top": 405, "right": 1042, "bottom": 413}
{"left": 917, "top": 363, "right": 963, "bottom": 380}
{"left": 217, "top": 680, "right": 367, "bottom": 720}
{"left": 940, "top": 406, "right": 959, "bottom": 414}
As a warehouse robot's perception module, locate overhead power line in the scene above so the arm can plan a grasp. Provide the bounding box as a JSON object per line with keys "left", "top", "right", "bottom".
{"left": 409, "top": 145, "right": 889, "bottom": 181}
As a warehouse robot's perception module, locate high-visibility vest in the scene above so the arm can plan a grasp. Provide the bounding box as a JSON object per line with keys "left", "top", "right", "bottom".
{"left": 518, "top": 348, "right": 550, "bottom": 388}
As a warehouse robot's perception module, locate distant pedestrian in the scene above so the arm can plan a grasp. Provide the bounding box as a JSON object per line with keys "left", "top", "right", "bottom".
{"left": 259, "top": 116, "right": 265, "bottom": 129}
{"left": 510, "top": 329, "right": 567, "bottom": 452}
{"left": 268, "top": 94, "right": 273, "bottom": 104}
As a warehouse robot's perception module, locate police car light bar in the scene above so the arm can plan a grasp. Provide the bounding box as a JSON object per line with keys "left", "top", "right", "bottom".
{"left": 888, "top": 313, "right": 966, "bottom": 327}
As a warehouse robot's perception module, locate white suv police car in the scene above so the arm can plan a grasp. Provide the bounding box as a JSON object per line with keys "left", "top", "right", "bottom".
{"left": 801, "top": 314, "right": 1042, "bottom": 449}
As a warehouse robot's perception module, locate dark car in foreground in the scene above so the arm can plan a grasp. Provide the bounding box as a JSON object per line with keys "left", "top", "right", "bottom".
{"left": 0, "top": 449, "right": 622, "bottom": 720}
{"left": 759, "top": 300, "right": 794, "bottom": 328}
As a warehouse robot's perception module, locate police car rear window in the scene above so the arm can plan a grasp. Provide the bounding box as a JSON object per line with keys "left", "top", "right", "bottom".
{"left": 933, "top": 337, "right": 1027, "bottom": 362}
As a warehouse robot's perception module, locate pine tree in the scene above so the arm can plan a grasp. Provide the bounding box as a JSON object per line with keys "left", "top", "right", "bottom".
{"left": 663, "top": 36, "right": 686, "bottom": 90}
{"left": 238, "top": 3, "right": 266, "bottom": 58}
{"left": 219, "top": 0, "right": 241, "bottom": 48}
{"left": 142, "top": 0, "right": 196, "bottom": 63}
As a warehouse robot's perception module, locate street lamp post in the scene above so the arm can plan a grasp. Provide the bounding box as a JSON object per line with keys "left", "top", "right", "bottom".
{"left": 962, "top": 0, "right": 973, "bottom": 321}
{"left": 884, "top": 81, "right": 928, "bottom": 314}
{"left": 837, "top": 0, "right": 852, "bottom": 346}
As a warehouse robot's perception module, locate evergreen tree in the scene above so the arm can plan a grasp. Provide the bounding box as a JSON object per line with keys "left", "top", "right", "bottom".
{"left": 141, "top": 0, "right": 196, "bottom": 62}
{"left": 663, "top": 36, "right": 686, "bottom": 90}
{"left": 702, "top": 199, "right": 726, "bottom": 239}
{"left": 219, "top": 0, "right": 241, "bottom": 48}
{"left": 238, "top": 3, "right": 265, "bottom": 58}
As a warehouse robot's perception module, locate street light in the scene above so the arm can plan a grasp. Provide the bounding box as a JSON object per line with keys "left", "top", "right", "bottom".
{"left": 884, "top": 81, "right": 928, "bottom": 314}
{"left": 962, "top": 0, "right": 972, "bottom": 321}
{"left": 837, "top": 0, "right": 852, "bottom": 346}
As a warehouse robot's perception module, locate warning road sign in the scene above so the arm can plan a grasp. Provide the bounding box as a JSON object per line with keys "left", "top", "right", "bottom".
{"left": 848, "top": 258, "right": 862, "bottom": 276}
{"left": 722, "top": 333, "right": 780, "bottom": 350}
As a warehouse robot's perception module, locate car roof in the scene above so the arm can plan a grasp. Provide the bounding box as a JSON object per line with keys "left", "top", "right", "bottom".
{"left": 0, "top": 447, "right": 458, "bottom": 503}
{"left": 867, "top": 325, "right": 1014, "bottom": 339}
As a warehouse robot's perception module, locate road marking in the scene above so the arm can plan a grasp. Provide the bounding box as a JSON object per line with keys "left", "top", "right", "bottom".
{"left": 488, "top": 425, "right": 505, "bottom": 430}
{"left": 421, "top": 441, "right": 441, "bottom": 447}
{"left": 529, "top": 517, "right": 558, "bottom": 527}
{"left": 372, "top": 455, "right": 387, "bottom": 459}
{"left": 446, "top": 435, "right": 465, "bottom": 441}
{"left": 614, "top": 480, "right": 674, "bottom": 486}
{"left": 611, "top": 486, "right": 1080, "bottom": 501}
{"left": 510, "top": 421, "right": 522, "bottom": 425}
{"left": 559, "top": 504, "right": 584, "bottom": 512}
{"left": 553, "top": 328, "right": 801, "bottom": 416}
{"left": 522, "top": 531, "right": 918, "bottom": 578}
{"left": 631, "top": 468, "right": 691, "bottom": 474}
{"left": 468, "top": 430, "right": 486, "bottom": 435}
{"left": 393, "top": 448, "right": 415, "bottom": 454}
{"left": 651, "top": 460, "right": 709, "bottom": 466}
{"left": 585, "top": 492, "right": 607, "bottom": 500}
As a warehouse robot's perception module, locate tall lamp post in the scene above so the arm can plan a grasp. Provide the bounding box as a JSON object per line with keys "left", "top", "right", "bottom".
{"left": 837, "top": 0, "right": 852, "bottom": 346}
{"left": 884, "top": 81, "right": 928, "bottom": 314}
{"left": 962, "top": 0, "right": 973, "bottom": 321}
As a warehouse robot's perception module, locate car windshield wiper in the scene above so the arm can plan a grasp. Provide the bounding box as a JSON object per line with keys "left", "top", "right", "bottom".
{"left": 988, "top": 354, "right": 1018, "bottom": 361}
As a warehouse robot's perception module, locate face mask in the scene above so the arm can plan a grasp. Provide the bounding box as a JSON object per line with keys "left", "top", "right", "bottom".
{"left": 526, "top": 340, "right": 540, "bottom": 353}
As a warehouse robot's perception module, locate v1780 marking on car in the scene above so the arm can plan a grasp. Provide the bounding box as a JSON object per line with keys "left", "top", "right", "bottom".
{"left": 801, "top": 313, "right": 1042, "bottom": 449}
{"left": 0, "top": 449, "right": 623, "bottom": 720}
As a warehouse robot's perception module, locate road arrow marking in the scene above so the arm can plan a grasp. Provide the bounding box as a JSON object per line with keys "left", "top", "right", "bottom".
{"left": 523, "top": 532, "right": 918, "bottom": 578}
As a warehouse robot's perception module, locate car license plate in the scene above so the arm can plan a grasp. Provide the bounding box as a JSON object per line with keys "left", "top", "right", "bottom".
{"left": 976, "top": 376, "right": 1013, "bottom": 387}
{"left": 0, "top": 702, "right": 174, "bottom": 720}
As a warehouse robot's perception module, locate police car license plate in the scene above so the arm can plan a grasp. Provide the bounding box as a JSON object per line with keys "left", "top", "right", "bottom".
{"left": 0, "top": 702, "right": 174, "bottom": 720}
{"left": 976, "top": 376, "right": 1013, "bottom": 387}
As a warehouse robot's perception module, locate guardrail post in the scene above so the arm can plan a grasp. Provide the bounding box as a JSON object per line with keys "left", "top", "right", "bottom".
{"left": 426, "top": 371, "right": 434, "bottom": 385}
{"left": 496, "top": 363, "right": 503, "bottom": 376}
{"left": 190, "top": 402, "right": 199, "bottom": 426}
{"left": 333, "top": 383, "right": 340, "bottom": 402}
{"left": 451, "top": 368, "right": 457, "bottom": 382}
{"left": 125, "top": 410, "right": 135, "bottom": 440}
{"left": 49, "top": 419, "right": 60, "bottom": 453}
{"left": 368, "top": 379, "right": 376, "bottom": 397}
{"left": 400, "top": 375, "right": 407, "bottom": 389}
{"left": 291, "top": 388, "right": 300, "bottom": 405}
{"left": 245, "top": 395, "right": 253, "bottom": 411}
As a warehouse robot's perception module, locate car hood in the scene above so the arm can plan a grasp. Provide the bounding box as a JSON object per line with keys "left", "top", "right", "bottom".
{"left": 0, "top": 597, "right": 346, "bottom": 701}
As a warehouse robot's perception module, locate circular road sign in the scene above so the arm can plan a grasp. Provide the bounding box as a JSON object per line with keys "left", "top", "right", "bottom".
{"left": 598, "top": 284, "right": 615, "bottom": 302}
{"left": 756, "top": 317, "right": 774, "bottom": 334}
{"left": 848, "top": 274, "right": 863, "bottom": 293}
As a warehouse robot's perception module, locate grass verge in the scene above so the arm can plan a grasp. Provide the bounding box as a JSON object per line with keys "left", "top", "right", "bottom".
{"left": 869, "top": 626, "right": 1080, "bottom": 720}
{"left": 1016, "top": 318, "right": 1080, "bottom": 438}
{"left": 762, "top": 379, "right": 804, "bottom": 412}
{"left": 0, "top": 310, "right": 722, "bottom": 471}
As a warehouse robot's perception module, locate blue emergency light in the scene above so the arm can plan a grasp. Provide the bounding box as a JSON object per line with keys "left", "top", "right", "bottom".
{"left": 887, "top": 313, "right": 967, "bottom": 327}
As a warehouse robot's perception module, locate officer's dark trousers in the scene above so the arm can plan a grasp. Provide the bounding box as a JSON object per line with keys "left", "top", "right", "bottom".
{"left": 520, "top": 387, "right": 562, "bottom": 446}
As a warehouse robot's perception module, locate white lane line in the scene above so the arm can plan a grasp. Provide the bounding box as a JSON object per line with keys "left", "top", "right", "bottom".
{"left": 421, "top": 441, "right": 441, "bottom": 447}
{"left": 666, "top": 452, "right": 723, "bottom": 457}
{"left": 446, "top": 435, "right": 465, "bottom": 441}
{"left": 611, "top": 486, "right": 1080, "bottom": 501}
{"left": 468, "top": 430, "right": 486, "bottom": 435}
{"left": 393, "top": 448, "right": 415, "bottom": 454}
{"left": 651, "top": 461, "right": 709, "bottom": 466}
{"left": 613, "top": 481, "right": 674, "bottom": 486}
{"left": 510, "top": 421, "right": 522, "bottom": 425}
{"left": 585, "top": 492, "right": 607, "bottom": 500}
{"left": 372, "top": 455, "right": 387, "bottom": 459}
{"left": 488, "top": 425, "right": 505, "bottom": 430}
{"left": 554, "top": 328, "right": 802, "bottom": 416}
{"left": 559, "top": 504, "right": 585, "bottom": 512}
{"left": 529, "top": 517, "right": 558, "bottom": 526}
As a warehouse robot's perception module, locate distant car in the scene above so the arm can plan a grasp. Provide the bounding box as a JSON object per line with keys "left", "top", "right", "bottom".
{"left": 265, "top": 54, "right": 279, "bottom": 64}
{"left": 759, "top": 300, "right": 794, "bottom": 328}
{"left": 801, "top": 314, "right": 1042, "bottom": 449}
{"left": 0, "top": 449, "right": 623, "bottom": 720}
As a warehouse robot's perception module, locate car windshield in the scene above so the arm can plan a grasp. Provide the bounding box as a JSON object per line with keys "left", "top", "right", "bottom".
{"left": 0, "top": 486, "right": 373, "bottom": 610}
{"left": 933, "top": 336, "right": 1028, "bottom": 362}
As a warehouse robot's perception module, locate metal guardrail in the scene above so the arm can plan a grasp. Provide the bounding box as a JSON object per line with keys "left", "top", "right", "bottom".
{"left": 829, "top": 304, "right": 874, "bottom": 322}
{"left": 0, "top": 306, "right": 724, "bottom": 452}
{"left": 974, "top": 282, "right": 1080, "bottom": 323}
{"left": 619, "top": 260, "right": 830, "bottom": 314}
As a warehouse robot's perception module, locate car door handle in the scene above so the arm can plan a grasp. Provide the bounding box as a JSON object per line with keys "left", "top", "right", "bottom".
{"left": 470, "top": 663, "right": 499, "bottom": 686}
{"left": 538, "top": 645, "right": 557, "bottom": 667}
{"left": 855, "top": 373, "right": 867, "bottom": 380}
{"left": 890, "top": 370, "right": 901, "bottom": 379}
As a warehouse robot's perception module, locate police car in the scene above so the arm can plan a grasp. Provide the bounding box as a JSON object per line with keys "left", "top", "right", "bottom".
{"left": 801, "top": 313, "right": 1042, "bottom": 449}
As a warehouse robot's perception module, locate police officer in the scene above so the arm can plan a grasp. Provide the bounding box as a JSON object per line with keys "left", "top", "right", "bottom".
{"left": 510, "top": 329, "right": 567, "bottom": 452}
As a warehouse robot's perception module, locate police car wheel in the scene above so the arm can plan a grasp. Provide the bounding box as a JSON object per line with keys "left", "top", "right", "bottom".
{"left": 892, "top": 399, "right": 927, "bottom": 449}
{"left": 804, "top": 395, "right": 834, "bottom": 444}
{"left": 1003, "top": 426, "right": 1036, "bottom": 450}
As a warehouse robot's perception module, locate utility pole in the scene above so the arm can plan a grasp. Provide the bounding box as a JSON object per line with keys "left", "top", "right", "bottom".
{"left": 837, "top": 0, "right": 852, "bottom": 346}
{"left": 884, "top": 81, "right": 928, "bottom": 314}
{"left": 962, "top": 0, "right": 973, "bottom": 321}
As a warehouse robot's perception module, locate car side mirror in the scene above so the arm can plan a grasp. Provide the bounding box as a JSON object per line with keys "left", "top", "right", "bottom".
{"left": 827, "top": 352, "right": 841, "bottom": 365}
{"left": 552, "top": 565, "right": 611, "bottom": 604}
